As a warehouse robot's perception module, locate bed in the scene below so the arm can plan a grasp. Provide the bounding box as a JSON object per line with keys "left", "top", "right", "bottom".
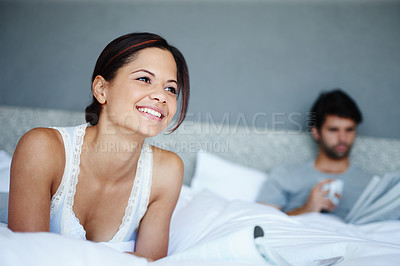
{"left": 1, "top": 105, "right": 400, "bottom": 266}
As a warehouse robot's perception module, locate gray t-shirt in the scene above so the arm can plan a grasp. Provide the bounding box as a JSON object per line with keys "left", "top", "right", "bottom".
{"left": 257, "top": 161, "right": 373, "bottom": 219}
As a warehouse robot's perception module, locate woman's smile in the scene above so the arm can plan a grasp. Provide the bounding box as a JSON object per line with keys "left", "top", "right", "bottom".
{"left": 137, "top": 105, "right": 166, "bottom": 121}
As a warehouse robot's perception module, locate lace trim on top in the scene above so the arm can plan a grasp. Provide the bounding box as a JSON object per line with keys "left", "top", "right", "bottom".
{"left": 61, "top": 123, "right": 88, "bottom": 239}
{"left": 111, "top": 143, "right": 153, "bottom": 242}
{"left": 50, "top": 123, "right": 153, "bottom": 242}
{"left": 49, "top": 127, "right": 71, "bottom": 217}
{"left": 138, "top": 144, "right": 153, "bottom": 228}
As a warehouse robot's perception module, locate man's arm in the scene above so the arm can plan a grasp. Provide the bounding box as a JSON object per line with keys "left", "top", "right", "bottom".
{"left": 257, "top": 181, "right": 286, "bottom": 210}
{"left": 286, "top": 179, "right": 337, "bottom": 216}
{"left": 257, "top": 167, "right": 289, "bottom": 209}
{"left": 257, "top": 201, "right": 283, "bottom": 210}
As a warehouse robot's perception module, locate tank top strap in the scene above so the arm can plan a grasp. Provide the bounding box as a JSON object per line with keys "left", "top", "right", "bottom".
{"left": 110, "top": 143, "right": 153, "bottom": 242}
{"left": 138, "top": 143, "right": 153, "bottom": 220}
{"left": 49, "top": 123, "right": 89, "bottom": 241}
{"left": 49, "top": 126, "right": 73, "bottom": 217}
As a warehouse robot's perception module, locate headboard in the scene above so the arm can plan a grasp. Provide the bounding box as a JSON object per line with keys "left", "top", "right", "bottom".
{"left": 1, "top": 105, "right": 400, "bottom": 185}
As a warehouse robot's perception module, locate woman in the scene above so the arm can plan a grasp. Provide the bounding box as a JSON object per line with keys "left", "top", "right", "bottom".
{"left": 8, "top": 32, "right": 190, "bottom": 261}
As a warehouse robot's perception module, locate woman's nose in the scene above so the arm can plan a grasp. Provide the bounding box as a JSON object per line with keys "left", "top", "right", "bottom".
{"left": 149, "top": 87, "right": 167, "bottom": 103}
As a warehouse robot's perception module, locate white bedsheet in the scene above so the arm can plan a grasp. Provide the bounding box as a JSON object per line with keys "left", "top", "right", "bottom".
{"left": 164, "top": 187, "right": 400, "bottom": 265}
{"left": 1, "top": 185, "right": 400, "bottom": 266}
{"left": 0, "top": 224, "right": 148, "bottom": 266}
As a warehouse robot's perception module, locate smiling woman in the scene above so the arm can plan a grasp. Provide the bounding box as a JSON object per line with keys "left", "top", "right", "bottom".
{"left": 92, "top": 47, "right": 179, "bottom": 137}
{"left": 86, "top": 33, "right": 189, "bottom": 133}
{"left": 7, "top": 33, "right": 190, "bottom": 261}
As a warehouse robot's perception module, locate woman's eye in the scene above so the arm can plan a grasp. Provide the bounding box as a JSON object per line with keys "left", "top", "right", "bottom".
{"left": 137, "top": 77, "right": 150, "bottom": 83}
{"left": 165, "top": 87, "right": 178, "bottom": 94}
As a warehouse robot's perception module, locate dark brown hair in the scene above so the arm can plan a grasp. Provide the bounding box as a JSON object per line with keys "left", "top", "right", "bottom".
{"left": 309, "top": 89, "right": 362, "bottom": 130}
{"left": 85, "top": 32, "right": 190, "bottom": 132}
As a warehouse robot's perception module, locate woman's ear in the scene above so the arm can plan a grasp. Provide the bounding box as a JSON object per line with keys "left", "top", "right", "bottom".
{"left": 92, "top": 75, "right": 107, "bottom": 104}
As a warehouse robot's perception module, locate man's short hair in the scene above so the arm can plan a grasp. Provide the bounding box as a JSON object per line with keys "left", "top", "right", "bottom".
{"left": 309, "top": 89, "right": 363, "bottom": 130}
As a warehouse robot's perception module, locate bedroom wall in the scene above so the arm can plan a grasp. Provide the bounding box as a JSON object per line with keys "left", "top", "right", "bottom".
{"left": 0, "top": 0, "right": 399, "bottom": 138}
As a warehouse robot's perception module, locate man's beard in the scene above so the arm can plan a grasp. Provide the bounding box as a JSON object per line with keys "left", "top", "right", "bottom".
{"left": 320, "top": 141, "right": 352, "bottom": 160}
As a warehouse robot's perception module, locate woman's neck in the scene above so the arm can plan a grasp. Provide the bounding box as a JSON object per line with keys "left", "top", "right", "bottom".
{"left": 81, "top": 122, "right": 146, "bottom": 183}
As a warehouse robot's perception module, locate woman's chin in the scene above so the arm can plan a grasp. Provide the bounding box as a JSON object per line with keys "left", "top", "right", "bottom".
{"left": 134, "top": 124, "right": 167, "bottom": 138}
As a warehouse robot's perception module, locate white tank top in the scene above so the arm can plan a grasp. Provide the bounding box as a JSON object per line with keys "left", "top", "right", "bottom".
{"left": 49, "top": 123, "right": 153, "bottom": 252}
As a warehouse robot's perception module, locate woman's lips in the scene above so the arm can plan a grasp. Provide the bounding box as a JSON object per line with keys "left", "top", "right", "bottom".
{"left": 137, "top": 106, "right": 165, "bottom": 121}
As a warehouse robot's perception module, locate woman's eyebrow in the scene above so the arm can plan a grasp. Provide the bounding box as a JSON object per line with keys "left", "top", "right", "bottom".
{"left": 132, "top": 69, "right": 177, "bottom": 84}
{"left": 131, "top": 69, "right": 155, "bottom": 77}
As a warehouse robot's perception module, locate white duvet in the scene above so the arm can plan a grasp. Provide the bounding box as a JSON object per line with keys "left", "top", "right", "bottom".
{"left": 1, "top": 185, "right": 400, "bottom": 266}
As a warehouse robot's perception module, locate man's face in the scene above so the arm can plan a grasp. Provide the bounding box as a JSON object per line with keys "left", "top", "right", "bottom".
{"left": 313, "top": 115, "right": 357, "bottom": 160}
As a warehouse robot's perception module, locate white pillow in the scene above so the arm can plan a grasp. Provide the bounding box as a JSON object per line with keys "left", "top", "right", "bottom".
{"left": 169, "top": 190, "right": 229, "bottom": 255}
{"left": 190, "top": 151, "right": 267, "bottom": 202}
{"left": 171, "top": 185, "right": 195, "bottom": 221}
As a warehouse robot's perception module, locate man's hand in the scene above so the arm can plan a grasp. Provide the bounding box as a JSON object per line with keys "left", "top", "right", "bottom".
{"left": 286, "top": 179, "right": 338, "bottom": 215}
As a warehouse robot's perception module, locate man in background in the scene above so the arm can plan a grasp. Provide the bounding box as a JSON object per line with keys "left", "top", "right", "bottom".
{"left": 257, "top": 89, "right": 373, "bottom": 219}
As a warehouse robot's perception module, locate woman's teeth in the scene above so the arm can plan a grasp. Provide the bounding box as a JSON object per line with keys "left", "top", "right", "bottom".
{"left": 138, "top": 107, "right": 162, "bottom": 118}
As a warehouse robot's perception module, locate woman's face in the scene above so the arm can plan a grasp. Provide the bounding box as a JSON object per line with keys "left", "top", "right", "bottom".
{"left": 100, "top": 47, "right": 178, "bottom": 137}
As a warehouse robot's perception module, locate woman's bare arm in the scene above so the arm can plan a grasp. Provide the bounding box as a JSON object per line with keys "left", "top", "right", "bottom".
{"left": 8, "top": 128, "right": 64, "bottom": 232}
{"left": 134, "top": 149, "right": 184, "bottom": 261}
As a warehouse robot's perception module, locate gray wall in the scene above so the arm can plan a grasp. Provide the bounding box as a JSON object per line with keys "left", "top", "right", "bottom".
{"left": 1, "top": 0, "right": 399, "bottom": 138}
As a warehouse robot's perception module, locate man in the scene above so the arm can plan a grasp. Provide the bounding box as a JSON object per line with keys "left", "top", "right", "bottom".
{"left": 257, "top": 89, "right": 373, "bottom": 219}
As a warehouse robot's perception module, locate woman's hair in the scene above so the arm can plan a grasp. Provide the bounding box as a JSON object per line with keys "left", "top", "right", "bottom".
{"left": 85, "top": 32, "right": 190, "bottom": 132}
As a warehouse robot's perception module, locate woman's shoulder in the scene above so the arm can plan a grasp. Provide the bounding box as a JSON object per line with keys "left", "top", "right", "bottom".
{"left": 13, "top": 127, "right": 65, "bottom": 174}
{"left": 151, "top": 145, "right": 183, "bottom": 167}
{"left": 150, "top": 145, "right": 184, "bottom": 185}
{"left": 17, "top": 127, "right": 64, "bottom": 152}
